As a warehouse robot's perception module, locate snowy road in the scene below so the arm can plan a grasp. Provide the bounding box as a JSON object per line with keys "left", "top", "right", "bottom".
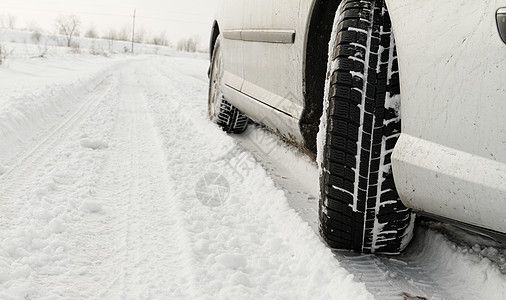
{"left": 0, "top": 56, "right": 369, "bottom": 299}
{"left": 1, "top": 53, "right": 506, "bottom": 299}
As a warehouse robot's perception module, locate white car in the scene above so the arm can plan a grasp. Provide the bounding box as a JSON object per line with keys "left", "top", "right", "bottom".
{"left": 208, "top": 0, "right": 506, "bottom": 254}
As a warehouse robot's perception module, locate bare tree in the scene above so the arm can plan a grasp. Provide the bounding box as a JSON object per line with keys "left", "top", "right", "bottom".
{"left": 103, "top": 29, "right": 117, "bottom": 41}
{"left": 85, "top": 25, "right": 99, "bottom": 39}
{"left": 152, "top": 31, "right": 169, "bottom": 46}
{"left": 134, "top": 26, "right": 146, "bottom": 44}
{"left": 7, "top": 14, "right": 17, "bottom": 29}
{"left": 117, "top": 25, "right": 130, "bottom": 41}
{"left": 103, "top": 29, "right": 117, "bottom": 50}
{"left": 55, "top": 15, "right": 81, "bottom": 47}
{"left": 177, "top": 36, "right": 199, "bottom": 52}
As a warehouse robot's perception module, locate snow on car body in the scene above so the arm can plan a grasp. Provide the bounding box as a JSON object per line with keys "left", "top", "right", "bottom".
{"left": 208, "top": 0, "right": 506, "bottom": 253}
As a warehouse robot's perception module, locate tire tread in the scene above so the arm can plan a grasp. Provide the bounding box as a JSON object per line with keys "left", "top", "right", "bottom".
{"left": 319, "top": 0, "right": 414, "bottom": 254}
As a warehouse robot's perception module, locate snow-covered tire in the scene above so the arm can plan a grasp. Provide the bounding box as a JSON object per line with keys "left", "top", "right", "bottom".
{"left": 318, "top": 0, "right": 415, "bottom": 254}
{"left": 208, "top": 36, "right": 248, "bottom": 134}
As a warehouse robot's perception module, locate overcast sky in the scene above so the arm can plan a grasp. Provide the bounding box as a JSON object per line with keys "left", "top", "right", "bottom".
{"left": 0, "top": 0, "right": 218, "bottom": 47}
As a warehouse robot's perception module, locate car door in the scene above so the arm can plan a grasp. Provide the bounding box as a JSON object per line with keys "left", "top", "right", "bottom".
{"left": 216, "top": 0, "right": 245, "bottom": 92}
{"left": 240, "top": 0, "right": 304, "bottom": 119}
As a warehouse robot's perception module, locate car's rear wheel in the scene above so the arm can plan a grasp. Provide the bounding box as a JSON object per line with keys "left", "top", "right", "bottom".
{"left": 318, "top": 0, "right": 415, "bottom": 254}
{"left": 208, "top": 36, "right": 248, "bottom": 134}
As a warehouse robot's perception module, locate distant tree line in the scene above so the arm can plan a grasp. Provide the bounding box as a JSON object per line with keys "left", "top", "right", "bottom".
{"left": 177, "top": 37, "right": 199, "bottom": 52}
{"left": 0, "top": 13, "right": 203, "bottom": 53}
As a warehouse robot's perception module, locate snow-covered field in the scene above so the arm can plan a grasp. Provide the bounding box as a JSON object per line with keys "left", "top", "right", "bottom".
{"left": 0, "top": 30, "right": 506, "bottom": 299}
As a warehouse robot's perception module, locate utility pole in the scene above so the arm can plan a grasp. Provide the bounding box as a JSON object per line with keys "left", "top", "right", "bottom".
{"left": 131, "top": 9, "right": 136, "bottom": 54}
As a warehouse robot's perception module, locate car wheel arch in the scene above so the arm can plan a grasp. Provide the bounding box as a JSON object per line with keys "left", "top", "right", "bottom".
{"left": 301, "top": 0, "right": 403, "bottom": 157}
{"left": 300, "top": 0, "right": 341, "bottom": 155}
{"left": 209, "top": 21, "right": 220, "bottom": 61}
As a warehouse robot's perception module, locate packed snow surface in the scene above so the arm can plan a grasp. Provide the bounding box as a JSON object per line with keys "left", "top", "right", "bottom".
{"left": 1, "top": 30, "right": 506, "bottom": 300}
{"left": 0, "top": 40, "right": 371, "bottom": 299}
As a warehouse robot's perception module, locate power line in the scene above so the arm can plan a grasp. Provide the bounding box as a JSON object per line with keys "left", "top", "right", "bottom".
{"left": 127, "top": 7, "right": 211, "bottom": 18}
{"left": 0, "top": 0, "right": 212, "bottom": 17}
{"left": 136, "top": 16, "right": 210, "bottom": 25}
{"left": 0, "top": 6, "right": 212, "bottom": 25}
{"left": 0, "top": 6, "right": 131, "bottom": 17}
{"left": 0, "top": 5, "right": 211, "bottom": 19}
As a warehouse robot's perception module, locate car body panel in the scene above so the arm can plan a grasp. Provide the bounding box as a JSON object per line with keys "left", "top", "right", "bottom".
{"left": 221, "top": 84, "right": 303, "bottom": 143}
{"left": 241, "top": 0, "right": 304, "bottom": 119}
{"left": 393, "top": 134, "right": 506, "bottom": 233}
{"left": 217, "top": 0, "right": 314, "bottom": 143}
{"left": 387, "top": 0, "right": 506, "bottom": 233}
{"left": 213, "top": 0, "right": 506, "bottom": 234}
{"left": 217, "top": 0, "right": 245, "bottom": 92}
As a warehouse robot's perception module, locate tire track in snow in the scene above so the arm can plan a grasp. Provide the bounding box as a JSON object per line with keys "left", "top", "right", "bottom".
{"left": 0, "top": 59, "right": 198, "bottom": 299}
{"left": 232, "top": 125, "right": 453, "bottom": 300}
{"left": 231, "top": 124, "right": 456, "bottom": 299}
{"left": 144, "top": 57, "right": 460, "bottom": 300}
{"left": 140, "top": 57, "right": 373, "bottom": 299}
{"left": 0, "top": 75, "right": 115, "bottom": 228}
{"left": 77, "top": 65, "right": 197, "bottom": 299}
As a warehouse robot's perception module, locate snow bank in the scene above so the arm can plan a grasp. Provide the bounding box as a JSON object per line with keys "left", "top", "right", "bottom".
{"left": 0, "top": 53, "right": 124, "bottom": 170}
{"left": 0, "top": 54, "right": 117, "bottom": 298}
{"left": 408, "top": 225, "right": 506, "bottom": 299}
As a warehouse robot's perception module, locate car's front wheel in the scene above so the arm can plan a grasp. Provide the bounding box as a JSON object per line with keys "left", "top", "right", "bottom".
{"left": 318, "top": 0, "right": 415, "bottom": 254}
{"left": 208, "top": 36, "right": 248, "bottom": 134}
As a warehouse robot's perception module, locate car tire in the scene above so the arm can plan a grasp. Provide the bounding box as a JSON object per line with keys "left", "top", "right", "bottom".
{"left": 318, "top": 0, "right": 415, "bottom": 254}
{"left": 208, "top": 36, "right": 248, "bottom": 134}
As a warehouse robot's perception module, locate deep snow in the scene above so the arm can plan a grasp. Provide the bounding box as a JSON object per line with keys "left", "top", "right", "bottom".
{"left": 0, "top": 30, "right": 506, "bottom": 300}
